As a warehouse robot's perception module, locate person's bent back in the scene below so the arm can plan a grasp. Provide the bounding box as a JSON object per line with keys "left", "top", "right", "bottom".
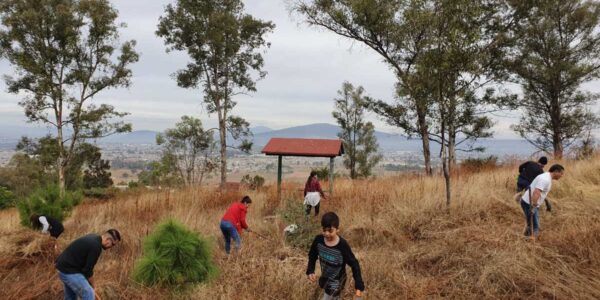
{"left": 517, "top": 156, "right": 547, "bottom": 191}
{"left": 55, "top": 229, "right": 121, "bottom": 300}
{"left": 30, "top": 214, "right": 64, "bottom": 238}
{"left": 220, "top": 196, "right": 251, "bottom": 254}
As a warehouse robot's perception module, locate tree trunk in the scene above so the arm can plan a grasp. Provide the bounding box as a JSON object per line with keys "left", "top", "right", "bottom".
{"left": 448, "top": 96, "right": 457, "bottom": 170}
{"left": 57, "top": 122, "right": 66, "bottom": 197}
{"left": 417, "top": 108, "right": 432, "bottom": 175}
{"left": 421, "top": 131, "right": 432, "bottom": 176}
{"left": 198, "top": 166, "right": 204, "bottom": 187}
{"left": 448, "top": 128, "right": 456, "bottom": 173}
{"left": 550, "top": 95, "right": 563, "bottom": 159}
{"left": 552, "top": 116, "right": 563, "bottom": 159}
{"left": 553, "top": 140, "right": 563, "bottom": 160}
{"left": 351, "top": 130, "right": 357, "bottom": 179}
{"left": 188, "top": 151, "right": 195, "bottom": 185}
{"left": 438, "top": 76, "right": 450, "bottom": 207}
{"left": 186, "top": 169, "right": 192, "bottom": 186}
{"left": 58, "top": 157, "right": 66, "bottom": 195}
{"left": 441, "top": 136, "right": 451, "bottom": 208}
{"left": 218, "top": 116, "right": 227, "bottom": 189}
{"left": 443, "top": 154, "right": 451, "bottom": 208}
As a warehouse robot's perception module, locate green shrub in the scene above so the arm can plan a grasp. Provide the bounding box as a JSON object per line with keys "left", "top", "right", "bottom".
{"left": 0, "top": 186, "right": 16, "bottom": 209}
{"left": 83, "top": 187, "right": 116, "bottom": 200}
{"left": 240, "top": 174, "right": 265, "bottom": 190}
{"left": 460, "top": 155, "right": 499, "bottom": 173}
{"left": 277, "top": 200, "right": 321, "bottom": 251}
{"left": 16, "top": 184, "right": 82, "bottom": 227}
{"left": 133, "top": 219, "right": 217, "bottom": 287}
{"left": 312, "top": 167, "right": 339, "bottom": 181}
{"left": 128, "top": 181, "right": 140, "bottom": 189}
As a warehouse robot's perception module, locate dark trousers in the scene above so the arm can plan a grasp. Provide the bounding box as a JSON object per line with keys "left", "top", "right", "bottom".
{"left": 305, "top": 202, "right": 320, "bottom": 216}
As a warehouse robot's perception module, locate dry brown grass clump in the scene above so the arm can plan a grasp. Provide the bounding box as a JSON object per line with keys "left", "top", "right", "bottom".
{"left": 0, "top": 232, "right": 62, "bottom": 299}
{"left": 0, "top": 155, "right": 599, "bottom": 299}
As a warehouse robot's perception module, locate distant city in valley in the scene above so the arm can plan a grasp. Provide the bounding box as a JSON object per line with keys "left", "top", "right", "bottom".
{"left": 0, "top": 123, "right": 541, "bottom": 185}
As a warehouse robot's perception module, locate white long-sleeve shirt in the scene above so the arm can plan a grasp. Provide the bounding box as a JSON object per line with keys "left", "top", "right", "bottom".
{"left": 39, "top": 216, "right": 50, "bottom": 233}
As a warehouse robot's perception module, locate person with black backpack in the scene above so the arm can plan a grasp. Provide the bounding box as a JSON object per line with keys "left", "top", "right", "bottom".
{"left": 513, "top": 156, "right": 552, "bottom": 212}
{"left": 519, "top": 164, "right": 564, "bottom": 237}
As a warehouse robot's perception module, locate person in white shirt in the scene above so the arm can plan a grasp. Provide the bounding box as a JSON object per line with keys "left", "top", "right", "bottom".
{"left": 520, "top": 164, "right": 565, "bottom": 237}
{"left": 29, "top": 214, "right": 64, "bottom": 238}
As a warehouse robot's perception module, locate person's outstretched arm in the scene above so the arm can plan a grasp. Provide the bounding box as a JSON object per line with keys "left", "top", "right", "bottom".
{"left": 342, "top": 241, "right": 365, "bottom": 293}
{"left": 240, "top": 208, "right": 249, "bottom": 231}
{"left": 316, "top": 181, "right": 325, "bottom": 198}
{"left": 306, "top": 236, "right": 319, "bottom": 281}
{"left": 531, "top": 188, "right": 543, "bottom": 207}
{"left": 545, "top": 198, "right": 552, "bottom": 212}
{"left": 304, "top": 181, "right": 308, "bottom": 197}
{"left": 82, "top": 246, "right": 101, "bottom": 280}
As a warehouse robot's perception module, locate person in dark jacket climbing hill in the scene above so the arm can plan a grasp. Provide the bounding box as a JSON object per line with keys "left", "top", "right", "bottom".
{"left": 30, "top": 214, "right": 64, "bottom": 238}
{"left": 513, "top": 156, "right": 552, "bottom": 211}
{"left": 55, "top": 229, "right": 121, "bottom": 300}
{"left": 220, "top": 196, "right": 252, "bottom": 254}
{"left": 304, "top": 171, "right": 326, "bottom": 216}
{"left": 307, "top": 212, "right": 364, "bottom": 300}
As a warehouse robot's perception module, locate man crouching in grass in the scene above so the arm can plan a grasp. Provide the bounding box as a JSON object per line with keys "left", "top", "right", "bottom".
{"left": 55, "top": 229, "right": 121, "bottom": 300}
{"left": 307, "top": 212, "right": 365, "bottom": 299}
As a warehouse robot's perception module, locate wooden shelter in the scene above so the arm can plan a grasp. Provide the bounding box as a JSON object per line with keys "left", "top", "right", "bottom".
{"left": 261, "top": 138, "right": 344, "bottom": 199}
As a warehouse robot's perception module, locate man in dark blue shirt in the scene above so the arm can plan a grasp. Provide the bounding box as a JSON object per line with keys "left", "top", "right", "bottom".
{"left": 55, "top": 229, "right": 121, "bottom": 300}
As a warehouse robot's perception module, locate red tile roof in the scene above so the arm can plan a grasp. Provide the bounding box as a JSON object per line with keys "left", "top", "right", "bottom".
{"left": 261, "top": 138, "right": 344, "bottom": 157}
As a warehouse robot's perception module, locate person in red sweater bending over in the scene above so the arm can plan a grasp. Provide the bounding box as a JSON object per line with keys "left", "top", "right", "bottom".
{"left": 304, "top": 171, "right": 326, "bottom": 216}
{"left": 220, "top": 196, "right": 252, "bottom": 254}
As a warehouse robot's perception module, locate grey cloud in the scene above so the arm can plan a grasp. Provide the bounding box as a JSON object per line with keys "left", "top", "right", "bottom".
{"left": 0, "top": 0, "right": 598, "bottom": 139}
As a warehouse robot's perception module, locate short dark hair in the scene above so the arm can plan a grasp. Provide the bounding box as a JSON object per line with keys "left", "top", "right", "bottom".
{"left": 538, "top": 156, "right": 548, "bottom": 165}
{"left": 321, "top": 212, "right": 340, "bottom": 229}
{"left": 241, "top": 196, "right": 252, "bottom": 204}
{"left": 106, "top": 229, "right": 121, "bottom": 242}
{"left": 549, "top": 164, "right": 564, "bottom": 173}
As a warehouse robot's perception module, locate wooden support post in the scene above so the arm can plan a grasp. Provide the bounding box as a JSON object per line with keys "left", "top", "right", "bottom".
{"left": 329, "top": 157, "right": 334, "bottom": 197}
{"left": 277, "top": 155, "right": 283, "bottom": 200}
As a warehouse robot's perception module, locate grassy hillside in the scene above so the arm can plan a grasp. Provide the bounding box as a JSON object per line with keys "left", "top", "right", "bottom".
{"left": 1, "top": 155, "right": 599, "bottom": 299}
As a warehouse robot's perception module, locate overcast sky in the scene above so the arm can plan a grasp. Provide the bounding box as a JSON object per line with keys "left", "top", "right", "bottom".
{"left": 0, "top": 0, "right": 598, "bottom": 139}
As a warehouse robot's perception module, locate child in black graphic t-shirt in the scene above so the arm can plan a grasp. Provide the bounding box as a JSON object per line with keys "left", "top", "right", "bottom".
{"left": 306, "top": 212, "right": 365, "bottom": 299}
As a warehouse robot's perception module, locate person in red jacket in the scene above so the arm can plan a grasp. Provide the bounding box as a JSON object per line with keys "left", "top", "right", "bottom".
{"left": 304, "top": 171, "right": 326, "bottom": 216}
{"left": 220, "top": 196, "right": 252, "bottom": 254}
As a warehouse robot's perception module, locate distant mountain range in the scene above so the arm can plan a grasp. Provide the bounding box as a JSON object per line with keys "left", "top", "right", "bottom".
{"left": 102, "top": 130, "right": 160, "bottom": 144}
{"left": 99, "top": 123, "right": 415, "bottom": 151}
{"left": 250, "top": 123, "right": 403, "bottom": 150}
{"left": 0, "top": 123, "right": 538, "bottom": 156}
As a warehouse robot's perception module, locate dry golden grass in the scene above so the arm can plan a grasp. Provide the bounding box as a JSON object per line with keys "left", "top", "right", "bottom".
{"left": 1, "top": 155, "right": 599, "bottom": 299}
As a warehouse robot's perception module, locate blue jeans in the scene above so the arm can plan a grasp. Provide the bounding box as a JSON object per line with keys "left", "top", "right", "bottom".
{"left": 520, "top": 200, "right": 539, "bottom": 236}
{"left": 220, "top": 220, "right": 241, "bottom": 254}
{"left": 58, "top": 271, "right": 94, "bottom": 300}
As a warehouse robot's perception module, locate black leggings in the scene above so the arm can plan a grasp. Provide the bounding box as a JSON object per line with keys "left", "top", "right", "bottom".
{"left": 305, "top": 202, "right": 320, "bottom": 216}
